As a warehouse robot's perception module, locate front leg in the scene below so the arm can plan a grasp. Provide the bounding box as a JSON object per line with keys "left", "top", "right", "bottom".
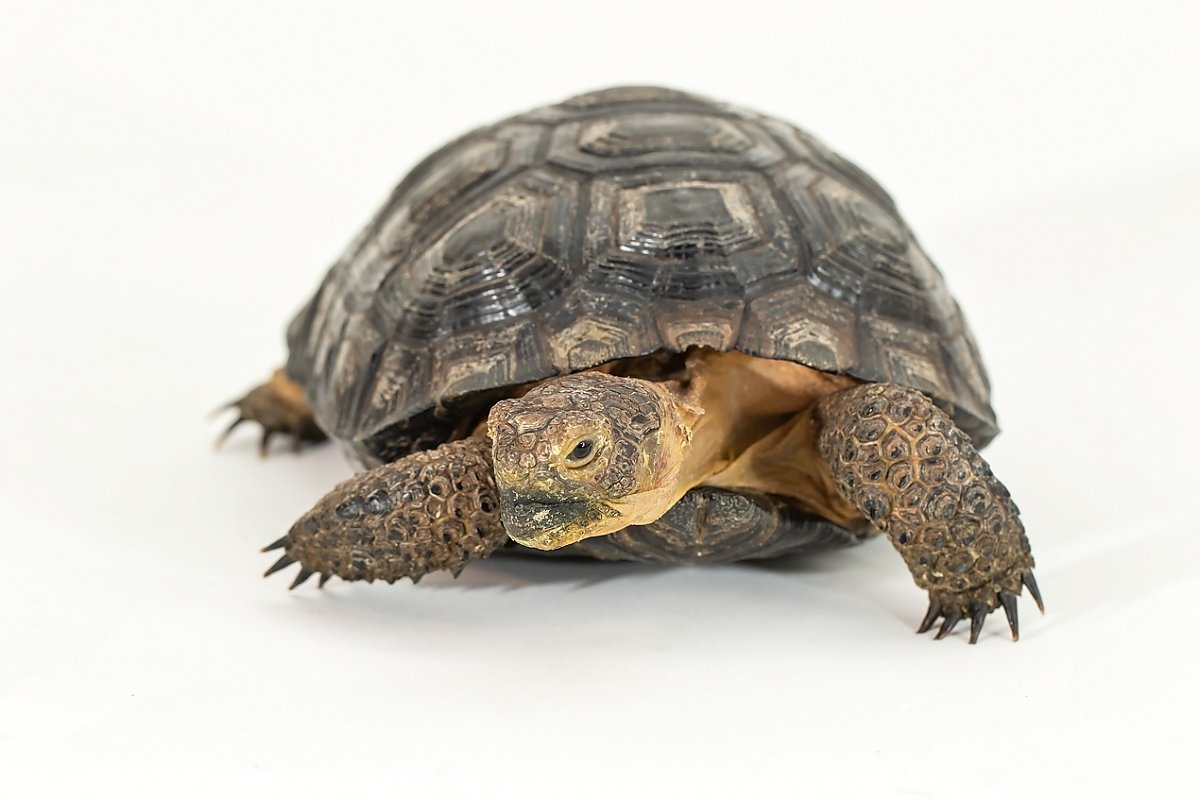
{"left": 816, "top": 384, "right": 1041, "bottom": 643}
{"left": 263, "top": 437, "right": 509, "bottom": 587}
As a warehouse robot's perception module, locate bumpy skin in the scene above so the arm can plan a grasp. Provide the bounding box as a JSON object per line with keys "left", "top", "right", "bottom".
{"left": 263, "top": 438, "right": 507, "bottom": 586}
{"left": 490, "top": 373, "right": 666, "bottom": 498}
{"left": 487, "top": 373, "right": 675, "bottom": 547}
{"left": 816, "top": 383, "right": 1038, "bottom": 642}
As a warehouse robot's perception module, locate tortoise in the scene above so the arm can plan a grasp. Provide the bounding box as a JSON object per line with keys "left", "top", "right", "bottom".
{"left": 221, "top": 86, "right": 1040, "bottom": 643}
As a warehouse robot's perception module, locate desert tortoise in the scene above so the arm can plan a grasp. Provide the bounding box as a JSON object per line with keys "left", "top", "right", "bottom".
{"left": 222, "top": 86, "right": 1040, "bottom": 643}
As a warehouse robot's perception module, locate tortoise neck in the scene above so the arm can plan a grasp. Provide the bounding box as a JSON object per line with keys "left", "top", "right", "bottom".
{"left": 663, "top": 349, "right": 859, "bottom": 496}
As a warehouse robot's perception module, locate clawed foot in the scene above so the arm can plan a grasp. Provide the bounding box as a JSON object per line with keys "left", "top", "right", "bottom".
{"left": 258, "top": 438, "right": 508, "bottom": 589}
{"left": 262, "top": 535, "right": 337, "bottom": 589}
{"left": 917, "top": 572, "right": 1043, "bottom": 644}
{"left": 215, "top": 369, "right": 327, "bottom": 456}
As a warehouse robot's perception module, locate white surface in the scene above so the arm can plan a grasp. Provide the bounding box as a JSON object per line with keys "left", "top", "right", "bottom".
{"left": 2, "top": 2, "right": 1198, "bottom": 797}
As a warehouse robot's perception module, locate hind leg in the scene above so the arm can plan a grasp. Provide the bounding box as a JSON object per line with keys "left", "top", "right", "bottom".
{"left": 217, "top": 369, "right": 327, "bottom": 456}
{"left": 816, "top": 383, "right": 1041, "bottom": 644}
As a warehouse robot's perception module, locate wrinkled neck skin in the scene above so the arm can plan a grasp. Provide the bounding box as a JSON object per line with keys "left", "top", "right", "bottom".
{"left": 600, "top": 379, "right": 701, "bottom": 531}
{"left": 607, "top": 349, "right": 860, "bottom": 535}
{"left": 675, "top": 352, "right": 792, "bottom": 473}
{"left": 607, "top": 350, "right": 801, "bottom": 528}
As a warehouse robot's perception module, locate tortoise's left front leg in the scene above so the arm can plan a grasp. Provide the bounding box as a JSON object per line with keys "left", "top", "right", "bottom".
{"left": 816, "top": 384, "right": 1041, "bottom": 643}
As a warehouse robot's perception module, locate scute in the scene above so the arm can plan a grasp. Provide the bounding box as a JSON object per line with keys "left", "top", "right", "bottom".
{"left": 560, "top": 86, "right": 713, "bottom": 109}
{"left": 376, "top": 169, "right": 580, "bottom": 341}
{"left": 579, "top": 114, "right": 752, "bottom": 158}
{"left": 286, "top": 86, "right": 998, "bottom": 461}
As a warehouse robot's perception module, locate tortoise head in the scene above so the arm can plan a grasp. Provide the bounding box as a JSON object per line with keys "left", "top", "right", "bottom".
{"left": 486, "top": 372, "right": 690, "bottom": 550}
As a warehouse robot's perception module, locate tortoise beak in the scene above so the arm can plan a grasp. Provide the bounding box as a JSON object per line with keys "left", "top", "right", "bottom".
{"left": 498, "top": 489, "right": 599, "bottom": 550}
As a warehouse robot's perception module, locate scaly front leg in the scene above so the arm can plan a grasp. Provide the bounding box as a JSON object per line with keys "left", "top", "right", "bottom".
{"left": 263, "top": 437, "right": 508, "bottom": 587}
{"left": 816, "top": 384, "right": 1041, "bottom": 643}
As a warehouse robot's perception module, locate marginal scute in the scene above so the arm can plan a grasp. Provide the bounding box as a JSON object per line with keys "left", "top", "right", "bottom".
{"left": 548, "top": 312, "right": 645, "bottom": 372}
{"left": 653, "top": 296, "right": 745, "bottom": 352}
{"left": 285, "top": 86, "right": 999, "bottom": 455}
{"left": 429, "top": 320, "right": 546, "bottom": 407}
{"left": 856, "top": 316, "right": 953, "bottom": 401}
{"left": 943, "top": 333, "right": 992, "bottom": 401}
{"left": 739, "top": 281, "right": 858, "bottom": 371}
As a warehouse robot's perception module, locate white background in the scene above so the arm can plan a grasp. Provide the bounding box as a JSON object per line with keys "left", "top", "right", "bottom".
{"left": 3, "top": 1, "right": 1198, "bottom": 797}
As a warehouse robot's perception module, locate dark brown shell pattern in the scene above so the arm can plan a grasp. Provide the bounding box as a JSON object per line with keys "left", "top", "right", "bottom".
{"left": 285, "top": 86, "right": 997, "bottom": 470}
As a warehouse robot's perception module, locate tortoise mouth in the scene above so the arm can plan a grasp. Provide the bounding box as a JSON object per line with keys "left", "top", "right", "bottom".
{"left": 498, "top": 490, "right": 611, "bottom": 550}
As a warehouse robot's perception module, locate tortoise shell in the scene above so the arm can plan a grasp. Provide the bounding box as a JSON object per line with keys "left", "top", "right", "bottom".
{"left": 285, "top": 86, "right": 996, "bottom": 469}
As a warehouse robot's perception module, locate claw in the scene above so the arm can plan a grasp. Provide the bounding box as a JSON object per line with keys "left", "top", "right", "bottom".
{"left": 968, "top": 604, "right": 988, "bottom": 644}
{"left": 214, "top": 373, "right": 326, "bottom": 457}
{"left": 1022, "top": 572, "right": 1044, "bottom": 613}
{"left": 261, "top": 536, "right": 290, "bottom": 553}
{"left": 289, "top": 568, "right": 315, "bottom": 590}
{"left": 263, "top": 554, "right": 296, "bottom": 577}
{"left": 215, "top": 415, "right": 247, "bottom": 448}
{"left": 935, "top": 609, "right": 963, "bottom": 640}
{"left": 1000, "top": 592, "right": 1020, "bottom": 641}
{"left": 208, "top": 399, "right": 239, "bottom": 421}
{"left": 318, "top": 573, "right": 333, "bottom": 589}
{"left": 917, "top": 600, "right": 941, "bottom": 634}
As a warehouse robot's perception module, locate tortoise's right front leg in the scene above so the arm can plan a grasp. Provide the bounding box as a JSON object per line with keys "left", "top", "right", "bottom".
{"left": 816, "top": 384, "right": 1041, "bottom": 643}
{"left": 263, "top": 437, "right": 509, "bottom": 588}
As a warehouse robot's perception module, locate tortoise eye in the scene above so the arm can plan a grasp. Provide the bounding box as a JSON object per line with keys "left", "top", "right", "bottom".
{"left": 564, "top": 439, "right": 596, "bottom": 467}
